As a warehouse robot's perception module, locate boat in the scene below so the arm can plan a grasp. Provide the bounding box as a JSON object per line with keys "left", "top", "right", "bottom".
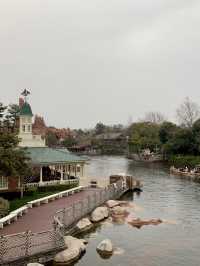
{"left": 127, "top": 149, "right": 163, "bottom": 162}
{"left": 170, "top": 166, "right": 200, "bottom": 180}
{"left": 109, "top": 173, "right": 143, "bottom": 191}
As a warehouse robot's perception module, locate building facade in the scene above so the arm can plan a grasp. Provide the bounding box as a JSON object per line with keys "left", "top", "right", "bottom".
{"left": 18, "top": 101, "right": 46, "bottom": 148}
{"left": 0, "top": 93, "right": 86, "bottom": 193}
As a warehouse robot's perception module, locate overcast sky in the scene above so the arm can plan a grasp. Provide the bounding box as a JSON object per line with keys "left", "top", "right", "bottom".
{"left": 1, "top": 0, "right": 200, "bottom": 129}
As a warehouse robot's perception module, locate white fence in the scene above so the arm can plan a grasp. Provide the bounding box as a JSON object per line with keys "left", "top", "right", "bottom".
{"left": 24, "top": 179, "right": 78, "bottom": 188}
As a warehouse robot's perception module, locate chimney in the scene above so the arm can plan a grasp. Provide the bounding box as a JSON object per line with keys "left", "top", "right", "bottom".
{"left": 19, "top": 97, "right": 24, "bottom": 108}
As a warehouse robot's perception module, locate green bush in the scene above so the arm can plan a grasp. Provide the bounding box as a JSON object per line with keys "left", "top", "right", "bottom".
{"left": 169, "top": 155, "right": 200, "bottom": 168}
{"left": 9, "top": 181, "right": 79, "bottom": 212}
{"left": 38, "top": 182, "right": 78, "bottom": 193}
{"left": 24, "top": 186, "right": 37, "bottom": 196}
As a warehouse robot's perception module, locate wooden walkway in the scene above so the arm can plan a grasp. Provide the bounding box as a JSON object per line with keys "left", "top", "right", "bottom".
{"left": 0, "top": 182, "right": 126, "bottom": 265}
{"left": 1, "top": 189, "right": 94, "bottom": 236}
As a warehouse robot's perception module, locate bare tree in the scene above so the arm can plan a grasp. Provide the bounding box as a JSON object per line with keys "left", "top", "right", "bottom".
{"left": 140, "top": 112, "right": 166, "bottom": 124}
{"left": 176, "top": 97, "right": 200, "bottom": 127}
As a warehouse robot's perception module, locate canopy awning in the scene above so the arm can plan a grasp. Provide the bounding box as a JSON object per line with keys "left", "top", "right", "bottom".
{"left": 23, "top": 147, "right": 87, "bottom": 166}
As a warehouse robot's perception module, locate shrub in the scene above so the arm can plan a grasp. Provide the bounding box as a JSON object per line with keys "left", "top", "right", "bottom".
{"left": 37, "top": 182, "right": 78, "bottom": 193}
{"left": 169, "top": 155, "right": 200, "bottom": 168}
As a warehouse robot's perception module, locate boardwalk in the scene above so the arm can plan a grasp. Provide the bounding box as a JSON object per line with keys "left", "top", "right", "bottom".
{"left": 1, "top": 189, "right": 94, "bottom": 236}
{"left": 0, "top": 182, "right": 126, "bottom": 265}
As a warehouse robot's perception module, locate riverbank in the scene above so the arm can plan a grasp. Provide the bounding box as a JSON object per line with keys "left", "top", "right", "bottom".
{"left": 169, "top": 155, "right": 200, "bottom": 168}
{"left": 63, "top": 156, "right": 200, "bottom": 266}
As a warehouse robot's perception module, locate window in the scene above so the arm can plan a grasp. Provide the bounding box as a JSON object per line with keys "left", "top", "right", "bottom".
{"left": 0, "top": 177, "right": 8, "bottom": 190}
{"left": 28, "top": 125, "right": 31, "bottom": 132}
{"left": 22, "top": 125, "right": 26, "bottom": 132}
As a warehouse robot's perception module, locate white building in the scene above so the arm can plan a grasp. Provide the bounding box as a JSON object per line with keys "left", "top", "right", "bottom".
{"left": 18, "top": 101, "right": 46, "bottom": 147}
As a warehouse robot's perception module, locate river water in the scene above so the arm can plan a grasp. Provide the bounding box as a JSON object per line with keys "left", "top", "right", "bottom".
{"left": 52, "top": 156, "right": 200, "bottom": 266}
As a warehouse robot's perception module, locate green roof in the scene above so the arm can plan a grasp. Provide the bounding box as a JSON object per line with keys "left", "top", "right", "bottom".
{"left": 24, "top": 147, "right": 86, "bottom": 165}
{"left": 20, "top": 102, "right": 33, "bottom": 116}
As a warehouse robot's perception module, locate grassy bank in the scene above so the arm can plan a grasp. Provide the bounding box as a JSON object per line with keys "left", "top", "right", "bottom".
{"left": 10, "top": 182, "right": 78, "bottom": 212}
{"left": 169, "top": 155, "right": 200, "bottom": 168}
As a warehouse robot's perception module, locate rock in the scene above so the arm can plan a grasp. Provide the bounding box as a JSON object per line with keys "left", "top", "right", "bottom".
{"left": 96, "top": 239, "right": 113, "bottom": 258}
{"left": 113, "top": 247, "right": 125, "bottom": 256}
{"left": 76, "top": 218, "right": 93, "bottom": 232}
{"left": 54, "top": 236, "right": 87, "bottom": 264}
{"left": 91, "top": 207, "right": 109, "bottom": 222}
{"left": 106, "top": 200, "right": 121, "bottom": 208}
{"left": 128, "top": 218, "right": 162, "bottom": 229}
{"left": 27, "top": 264, "right": 44, "bottom": 266}
{"left": 112, "top": 206, "right": 128, "bottom": 216}
{"left": 111, "top": 206, "right": 130, "bottom": 224}
{"left": 106, "top": 200, "right": 128, "bottom": 208}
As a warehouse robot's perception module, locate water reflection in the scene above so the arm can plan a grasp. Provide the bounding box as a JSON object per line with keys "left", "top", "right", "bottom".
{"left": 53, "top": 156, "right": 200, "bottom": 266}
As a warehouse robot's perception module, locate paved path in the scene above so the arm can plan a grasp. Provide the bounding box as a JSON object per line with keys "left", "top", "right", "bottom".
{"left": 1, "top": 189, "right": 95, "bottom": 236}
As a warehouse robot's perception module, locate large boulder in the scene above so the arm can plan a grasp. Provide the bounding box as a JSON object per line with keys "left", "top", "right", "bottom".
{"left": 106, "top": 200, "right": 121, "bottom": 208}
{"left": 91, "top": 207, "right": 109, "bottom": 222}
{"left": 106, "top": 200, "right": 128, "bottom": 208}
{"left": 54, "top": 236, "right": 87, "bottom": 264}
{"left": 76, "top": 218, "right": 93, "bottom": 232}
{"left": 111, "top": 206, "right": 129, "bottom": 224}
{"left": 96, "top": 239, "right": 113, "bottom": 258}
{"left": 112, "top": 206, "right": 128, "bottom": 216}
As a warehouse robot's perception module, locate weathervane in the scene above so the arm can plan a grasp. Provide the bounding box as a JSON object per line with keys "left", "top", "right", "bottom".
{"left": 21, "top": 89, "right": 31, "bottom": 102}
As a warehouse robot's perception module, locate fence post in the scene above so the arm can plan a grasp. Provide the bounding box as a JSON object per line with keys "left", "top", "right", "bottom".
{"left": 53, "top": 220, "right": 64, "bottom": 247}
{"left": 73, "top": 203, "right": 76, "bottom": 222}
{"left": 0, "top": 236, "right": 6, "bottom": 263}
{"left": 52, "top": 221, "right": 58, "bottom": 247}
{"left": 100, "top": 190, "right": 104, "bottom": 204}
{"left": 63, "top": 208, "right": 66, "bottom": 225}
{"left": 87, "top": 195, "right": 91, "bottom": 212}
{"left": 96, "top": 191, "right": 99, "bottom": 206}
{"left": 25, "top": 230, "right": 32, "bottom": 256}
{"left": 92, "top": 192, "right": 96, "bottom": 208}
{"left": 81, "top": 200, "right": 84, "bottom": 218}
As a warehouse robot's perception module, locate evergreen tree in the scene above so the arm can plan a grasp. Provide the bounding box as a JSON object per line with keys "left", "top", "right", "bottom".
{"left": 0, "top": 102, "right": 31, "bottom": 195}
{"left": 5, "top": 104, "right": 20, "bottom": 131}
{"left": 0, "top": 132, "right": 31, "bottom": 178}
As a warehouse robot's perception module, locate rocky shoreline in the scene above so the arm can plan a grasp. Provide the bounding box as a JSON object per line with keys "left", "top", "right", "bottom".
{"left": 27, "top": 199, "right": 163, "bottom": 266}
{"left": 53, "top": 200, "right": 162, "bottom": 265}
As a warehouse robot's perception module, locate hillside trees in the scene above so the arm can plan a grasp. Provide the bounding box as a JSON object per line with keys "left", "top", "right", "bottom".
{"left": 129, "top": 122, "right": 161, "bottom": 153}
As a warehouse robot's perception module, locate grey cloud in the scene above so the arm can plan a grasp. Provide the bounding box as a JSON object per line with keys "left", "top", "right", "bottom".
{"left": 0, "top": 0, "right": 200, "bottom": 128}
